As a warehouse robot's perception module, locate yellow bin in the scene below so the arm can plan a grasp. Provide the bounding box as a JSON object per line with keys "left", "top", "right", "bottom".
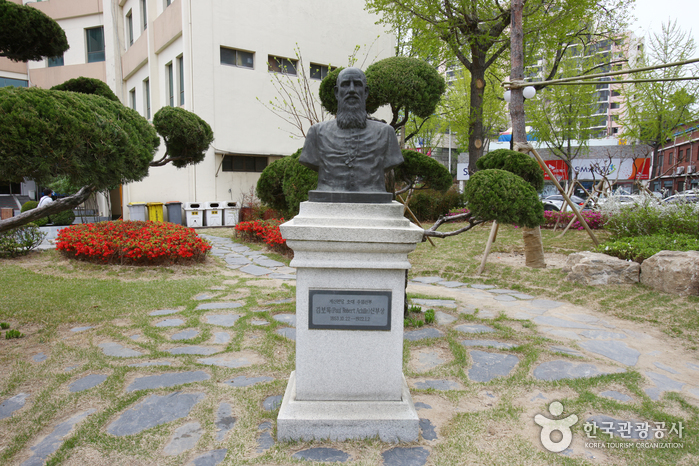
{"left": 146, "top": 202, "right": 164, "bottom": 222}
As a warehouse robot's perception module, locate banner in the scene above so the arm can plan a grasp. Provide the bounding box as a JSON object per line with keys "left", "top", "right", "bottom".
{"left": 539, "top": 158, "right": 651, "bottom": 181}
{"left": 540, "top": 159, "right": 569, "bottom": 181}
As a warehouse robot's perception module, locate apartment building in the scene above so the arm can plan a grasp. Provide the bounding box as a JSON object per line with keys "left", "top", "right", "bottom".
{"left": 1, "top": 0, "right": 394, "bottom": 219}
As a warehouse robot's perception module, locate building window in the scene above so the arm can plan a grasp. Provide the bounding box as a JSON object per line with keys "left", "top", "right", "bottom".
{"left": 222, "top": 155, "right": 268, "bottom": 172}
{"left": 129, "top": 88, "right": 137, "bottom": 111}
{"left": 610, "top": 102, "right": 620, "bottom": 109}
{"left": 144, "top": 78, "right": 151, "bottom": 119}
{"left": 668, "top": 151, "right": 673, "bottom": 166}
{"left": 310, "top": 63, "right": 335, "bottom": 80}
{"left": 220, "top": 47, "right": 254, "bottom": 68}
{"left": 166, "top": 62, "right": 174, "bottom": 107}
{"left": 611, "top": 90, "right": 621, "bottom": 97}
{"left": 678, "top": 149, "right": 683, "bottom": 162}
{"left": 141, "top": 0, "right": 148, "bottom": 31}
{"left": 658, "top": 153, "right": 664, "bottom": 170}
{"left": 268, "top": 55, "right": 297, "bottom": 75}
{"left": 0, "top": 77, "right": 28, "bottom": 88}
{"left": 48, "top": 54, "right": 64, "bottom": 67}
{"left": 611, "top": 127, "right": 619, "bottom": 134}
{"left": 126, "top": 10, "right": 133, "bottom": 46}
{"left": 166, "top": 0, "right": 172, "bottom": 6}
{"left": 86, "top": 26, "right": 105, "bottom": 63}
{"left": 177, "top": 55, "right": 184, "bottom": 106}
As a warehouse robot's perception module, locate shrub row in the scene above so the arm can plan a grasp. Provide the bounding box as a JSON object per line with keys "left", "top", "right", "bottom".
{"left": 603, "top": 203, "right": 699, "bottom": 239}
{"left": 56, "top": 221, "right": 211, "bottom": 265}
{"left": 542, "top": 210, "right": 607, "bottom": 230}
{"left": 598, "top": 233, "right": 699, "bottom": 263}
{"left": 234, "top": 219, "right": 289, "bottom": 255}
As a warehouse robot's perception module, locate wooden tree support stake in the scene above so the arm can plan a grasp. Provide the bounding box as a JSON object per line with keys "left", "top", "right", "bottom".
{"left": 397, "top": 194, "right": 436, "bottom": 247}
{"left": 477, "top": 221, "right": 499, "bottom": 275}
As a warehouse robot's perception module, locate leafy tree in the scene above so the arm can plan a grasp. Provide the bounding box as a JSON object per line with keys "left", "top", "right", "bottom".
{"left": 152, "top": 107, "right": 214, "bottom": 168}
{"left": 319, "top": 56, "right": 446, "bottom": 139}
{"left": 620, "top": 20, "right": 698, "bottom": 178}
{"left": 366, "top": 0, "right": 631, "bottom": 170}
{"left": 394, "top": 149, "right": 452, "bottom": 194}
{"left": 51, "top": 77, "right": 119, "bottom": 102}
{"left": 0, "top": 0, "right": 68, "bottom": 62}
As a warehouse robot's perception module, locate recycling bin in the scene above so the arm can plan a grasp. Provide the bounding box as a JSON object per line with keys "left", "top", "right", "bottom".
{"left": 223, "top": 201, "right": 240, "bottom": 226}
{"left": 147, "top": 202, "right": 164, "bottom": 222}
{"left": 127, "top": 202, "right": 147, "bottom": 221}
{"left": 204, "top": 202, "right": 223, "bottom": 227}
{"left": 184, "top": 202, "right": 205, "bottom": 227}
{"left": 166, "top": 202, "right": 183, "bottom": 225}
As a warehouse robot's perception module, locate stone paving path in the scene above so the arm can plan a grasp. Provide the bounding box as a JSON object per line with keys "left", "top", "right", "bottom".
{"left": 3, "top": 233, "right": 698, "bottom": 465}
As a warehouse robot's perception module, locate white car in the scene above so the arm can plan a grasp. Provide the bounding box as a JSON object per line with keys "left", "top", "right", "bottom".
{"left": 542, "top": 195, "right": 589, "bottom": 212}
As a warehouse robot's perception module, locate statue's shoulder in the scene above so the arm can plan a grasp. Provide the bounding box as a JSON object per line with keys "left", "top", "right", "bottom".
{"left": 366, "top": 119, "right": 393, "bottom": 135}
{"left": 310, "top": 120, "right": 336, "bottom": 133}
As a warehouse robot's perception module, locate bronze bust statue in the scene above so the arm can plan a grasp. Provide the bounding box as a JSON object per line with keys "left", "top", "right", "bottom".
{"left": 300, "top": 67, "right": 403, "bottom": 203}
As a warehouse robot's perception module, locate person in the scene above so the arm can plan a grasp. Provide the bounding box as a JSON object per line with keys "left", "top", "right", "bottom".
{"left": 299, "top": 67, "right": 403, "bottom": 196}
{"left": 38, "top": 188, "right": 54, "bottom": 208}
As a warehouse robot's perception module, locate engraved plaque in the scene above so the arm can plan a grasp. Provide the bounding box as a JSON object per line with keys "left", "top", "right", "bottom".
{"left": 308, "top": 290, "right": 391, "bottom": 331}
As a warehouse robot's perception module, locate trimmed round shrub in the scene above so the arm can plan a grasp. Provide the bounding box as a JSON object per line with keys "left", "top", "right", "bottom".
{"left": 153, "top": 106, "right": 214, "bottom": 168}
{"left": 395, "top": 149, "right": 452, "bottom": 193}
{"left": 51, "top": 209, "right": 75, "bottom": 226}
{"left": 256, "top": 150, "right": 300, "bottom": 213}
{"left": 281, "top": 154, "right": 318, "bottom": 216}
{"left": 407, "top": 186, "right": 462, "bottom": 222}
{"left": 476, "top": 149, "right": 544, "bottom": 192}
{"left": 51, "top": 77, "right": 119, "bottom": 102}
{"left": 0, "top": 223, "right": 46, "bottom": 257}
{"left": 256, "top": 149, "right": 317, "bottom": 218}
{"left": 464, "top": 169, "right": 544, "bottom": 228}
{"left": 20, "top": 200, "right": 48, "bottom": 226}
{"left": 0, "top": 1, "right": 69, "bottom": 62}
{"left": 56, "top": 221, "right": 211, "bottom": 265}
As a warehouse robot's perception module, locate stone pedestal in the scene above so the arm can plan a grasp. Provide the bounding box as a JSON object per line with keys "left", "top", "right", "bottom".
{"left": 277, "top": 201, "right": 424, "bottom": 442}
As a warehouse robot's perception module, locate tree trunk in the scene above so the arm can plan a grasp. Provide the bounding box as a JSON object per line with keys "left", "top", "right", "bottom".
{"left": 0, "top": 185, "right": 95, "bottom": 233}
{"left": 523, "top": 226, "right": 546, "bottom": 268}
{"left": 468, "top": 51, "right": 487, "bottom": 172}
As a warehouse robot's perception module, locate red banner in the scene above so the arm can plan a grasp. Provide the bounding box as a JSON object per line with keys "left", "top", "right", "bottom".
{"left": 540, "top": 159, "right": 569, "bottom": 181}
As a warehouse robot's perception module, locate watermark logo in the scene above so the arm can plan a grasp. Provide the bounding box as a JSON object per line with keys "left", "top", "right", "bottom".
{"left": 534, "top": 402, "right": 578, "bottom": 453}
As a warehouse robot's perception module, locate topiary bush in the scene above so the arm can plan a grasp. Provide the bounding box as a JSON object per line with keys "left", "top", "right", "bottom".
{"left": 56, "top": 221, "right": 211, "bottom": 265}
{"left": 463, "top": 169, "right": 544, "bottom": 228}
{"left": 408, "top": 187, "right": 463, "bottom": 222}
{"left": 598, "top": 233, "right": 699, "bottom": 263}
{"left": 51, "top": 77, "right": 119, "bottom": 102}
{"left": 20, "top": 201, "right": 48, "bottom": 226}
{"left": 256, "top": 149, "right": 317, "bottom": 218}
{"left": 152, "top": 106, "right": 214, "bottom": 168}
{"left": 0, "top": 0, "right": 69, "bottom": 62}
{"left": 51, "top": 209, "right": 75, "bottom": 226}
{"left": 0, "top": 223, "right": 46, "bottom": 257}
{"left": 476, "top": 149, "right": 544, "bottom": 192}
{"left": 395, "top": 149, "right": 452, "bottom": 193}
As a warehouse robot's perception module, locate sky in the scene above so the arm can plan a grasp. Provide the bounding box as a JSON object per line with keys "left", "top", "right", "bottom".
{"left": 632, "top": 0, "right": 699, "bottom": 47}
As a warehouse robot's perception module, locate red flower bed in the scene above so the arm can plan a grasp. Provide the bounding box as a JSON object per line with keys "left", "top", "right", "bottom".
{"left": 234, "top": 218, "right": 289, "bottom": 255}
{"left": 542, "top": 210, "right": 607, "bottom": 230}
{"left": 56, "top": 221, "right": 211, "bottom": 265}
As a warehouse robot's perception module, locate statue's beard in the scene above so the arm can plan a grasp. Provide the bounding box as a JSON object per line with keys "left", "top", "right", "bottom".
{"left": 336, "top": 101, "right": 367, "bottom": 129}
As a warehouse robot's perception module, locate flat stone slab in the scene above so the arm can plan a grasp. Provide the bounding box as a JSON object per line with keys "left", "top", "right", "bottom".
{"left": 580, "top": 330, "right": 627, "bottom": 340}
{"left": 653, "top": 362, "right": 679, "bottom": 374}
{"left": 292, "top": 447, "right": 350, "bottom": 463}
{"left": 0, "top": 393, "right": 29, "bottom": 420}
{"left": 22, "top": 409, "right": 95, "bottom": 466}
{"left": 224, "top": 375, "right": 274, "bottom": 387}
{"left": 128, "top": 361, "right": 171, "bottom": 367}
{"left": 69, "top": 374, "right": 107, "bottom": 393}
{"left": 411, "top": 299, "right": 456, "bottom": 308}
{"left": 195, "top": 302, "right": 243, "bottom": 311}
{"left": 168, "top": 346, "right": 220, "bottom": 356}
{"left": 545, "top": 329, "right": 582, "bottom": 340}
{"left": 273, "top": 314, "right": 296, "bottom": 327}
{"left": 410, "top": 276, "right": 443, "bottom": 284}
{"left": 382, "top": 447, "right": 430, "bottom": 466}
{"left": 584, "top": 415, "right": 644, "bottom": 439}
{"left": 579, "top": 340, "right": 640, "bottom": 366}
{"left": 600, "top": 390, "right": 633, "bottom": 402}
{"left": 256, "top": 422, "right": 275, "bottom": 453}
{"left": 477, "top": 310, "right": 495, "bottom": 318}
{"left": 470, "top": 284, "right": 495, "bottom": 289}
{"left": 412, "top": 350, "right": 447, "bottom": 373}
{"left": 404, "top": 328, "right": 445, "bottom": 341}
{"left": 187, "top": 449, "right": 227, "bottom": 466}
{"left": 489, "top": 289, "right": 518, "bottom": 294}
{"left": 164, "top": 422, "right": 203, "bottom": 456}
{"left": 510, "top": 293, "right": 535, "bottom": 300}
{"left": 193, "top": 293, "right": 215, "bottom": 301}
{"left": 533, "top": 360, "right": 605, "bottom": 381}
{"left": 253, "top": 257, "right": 285, "bottom": 267}
{"left": 529, "top": 299, "right": 564, "bottom": 309}
{"left": 32, "top": 353, "right": 47, "bottom": 362}
{"left": 413, "top": 379, "right": 461, "bottom": 391}
{"left": 276, "top": 328, "right": 296, "bottom": 341}
{"left": 439, "top": 281, "right": 467, "bottom": 288}
{"left": 126, "top": 371, "right": 210, "bottom": 392}
{"left": 239, "top": 264, "right": 273, "bottom": 276}
{"left": 107, "top": 392, "right": 205, "bottom": 436}
{"left": 461, "top": 339, "right": 515, "bottom": 349}
{"left": 172, "top": 329, "right": 200, "bottom": 341}
{"left": 455, "top": 324, "right": 496, "bottom": 334}
{"left": 263, "top": 395, "right": 283, "bottom": 411}
{"left": 155, "top": 318, "right": 185, "bottom": 327}
{"left": 419, "top": 418, "right": 437, "bottom": 440}
{"left": 215, "top": 402, "right": 236, "bottom": 441}
{"left": 224, "top": 256, "right": 251, "bottom": 265}
{"left": 212, "top": 332, "right": 231, "bottom": 344}
{"left": 494, "top": 295, "right": 517, "bottom": 302}
{"left": 550, "top": 346, "right": 583, "bottom": 357}
{"left": 414, "top": 402, "right": 432, "bottom": 410}
{"left": 645, "top": 371, "right": 685, "bottom": 392}
{"left": 70, "top": 326, "right": 93, "bottom": 332}
{"left": 204, "top": 314, "right": 241, "bottom": 327}
{"left": 570, "top": 314, "right": 599, "bottom": 323}
{"left": 251, "top": 319, "right": 269, "bottom": 326}
{"left": 435, "top": 311, "right": 457, "bottom": 325}
{"left": 468, "top": 350, "right": 519, "bottom": 382}
{"left": 686, "top": 362, "right": 699, "bottom": 371}
{"left": 99, "top": 342, "right": 145, "bottom": 358}
{"left": 533, "top": 316, "right": 597, "bottom": 329}
{"left": 149, "top": 309, "right": 180, "bottom": 316}
{"left": 197, "top": 350, "right": 263, "bottom": 368}
{"left": 268, "top": 273, "right": 296, "bottom": 279}
{"left": 459, "top": 307, "right": 476, "bottom": 315}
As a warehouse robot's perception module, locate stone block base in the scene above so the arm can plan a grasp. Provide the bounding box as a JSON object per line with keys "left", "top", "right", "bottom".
{"left": 277, "top": 371, "right": 419, "bottom": 442}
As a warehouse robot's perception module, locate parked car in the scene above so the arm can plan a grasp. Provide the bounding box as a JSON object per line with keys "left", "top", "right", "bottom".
{"left": 595, "top": 194, "right": 642, "bottom": 207}
{"left": 542, "top": 195, "right": 589, "bottom": 212}
{"left": 663, "top": 192, "right": 698, "bottom": 204}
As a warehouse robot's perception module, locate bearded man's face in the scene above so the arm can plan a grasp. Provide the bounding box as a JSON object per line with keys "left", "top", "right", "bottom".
{"left": 334, "top": 68, "right": 368, "bottom": 129}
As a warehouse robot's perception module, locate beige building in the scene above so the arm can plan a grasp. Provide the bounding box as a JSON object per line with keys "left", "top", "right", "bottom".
{"left": 0, "top": 0, "right": 395, "bottom": 220}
